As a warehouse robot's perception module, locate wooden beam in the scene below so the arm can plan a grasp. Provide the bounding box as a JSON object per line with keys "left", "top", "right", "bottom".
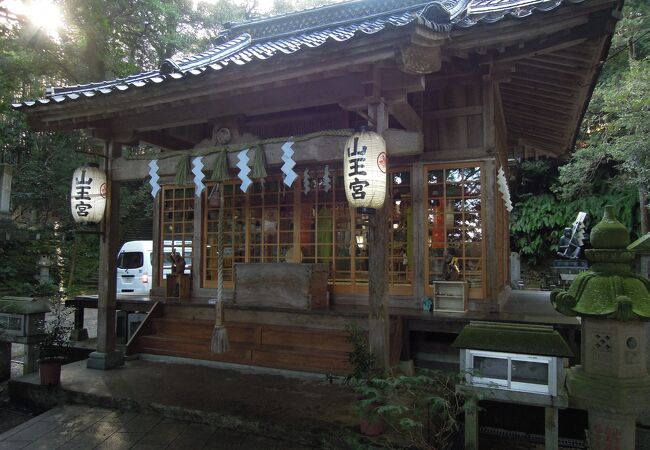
{"left": 499, "top": 85, "right": 577, "bottom": 102}
{"left": 502, "top": 106, "right": 573, "bottom": 124}
{"left": 517, "top": 60, "right": 590, "bottom": 76}
{"left": 112, "top": 129, "right": 420, "bottom": 181}
{"left": 517, "top": 138, "right": 564, "bottom": 155}
{"left": 105, "top": 71, "right": 423, "bottom": 134}
{"left": 507, "top": 76, "right": 581, "bottom": 94}
{"left": 508, "top": 127, "right": 567, "bottom": 143}
{"left": 424, "top": 106, "right": 483, "bottom": 119}
{"left": 387, "top": 97, "right": 422, "bottom": 131}
{"left": 484, "top": 18, "right": 610, "bottom": 65}
{"left": 30, "top": 32, "right": 412, "bottom": 130}
{"left": 137, "top": 131, "right": 196, "bottom": 150}
{"left": 500, "top": 94, "right": 577, "bottom": 111}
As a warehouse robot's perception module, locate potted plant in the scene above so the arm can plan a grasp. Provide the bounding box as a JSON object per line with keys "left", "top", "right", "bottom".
{"left": 38, "top": 294, "right": 72, "bottom": 386}
{"left": 344, "top": 324, "right": 386, "bottom": 436}
{"left": 344, "top": 324, "right": 467, "bottom": 449}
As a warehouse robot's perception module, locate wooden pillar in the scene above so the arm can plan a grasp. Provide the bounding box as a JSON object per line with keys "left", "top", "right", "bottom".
{"left": 482, "top": 75, "right": 499, "bottom": 307}
{"left": 483, "top": 158, "right": 498, "bottom": 305}
{"left": 465, "top": 399, "right": 479, "bottom": 450}
{"left": 88, "top": 139, "right": 124, "bottom": 370}
{"left": 151, "top": 191, "right": 161, "bottom": 293}
{"left": 545, "top": 407, "right": 558, "bottom": 450}
{"left": 192, "top": 188, "right": 203, "bottom": 294}
{"left": 368, "top": 98, "right": 390, "bottom": 371}
{"left": 412, "top": 161, "right": 426, "bottom": 304}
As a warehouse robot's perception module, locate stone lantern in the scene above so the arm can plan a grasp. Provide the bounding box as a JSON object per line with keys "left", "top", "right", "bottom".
{"left": 551, "top": 206, "right": 650, "bottom": 450}
{"left": 0, "top": 296, "right": 50, "bottom": 380}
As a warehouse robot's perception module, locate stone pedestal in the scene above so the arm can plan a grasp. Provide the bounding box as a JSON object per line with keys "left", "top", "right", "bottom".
{"left": 589, "top": 411, "right": 636, "bottom": 450}
{"left": 582, "top": 318, "right": 648, "bottom": 378}
{"left": 87, "top": 350, "right": 124, "bottom": 370}
{"left": 23, "top": 344, "right": 39, "bottom": 375}
{"left": 0, "top": 341, "right": 11, "bottom": 382}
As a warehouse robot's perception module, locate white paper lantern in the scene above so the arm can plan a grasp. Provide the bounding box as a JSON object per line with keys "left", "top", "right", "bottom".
{"left": 343, "top": 130, "right": 387, "bottom": 212}
{"left": 70, "top": 163, "right": 107, "bottom": 223}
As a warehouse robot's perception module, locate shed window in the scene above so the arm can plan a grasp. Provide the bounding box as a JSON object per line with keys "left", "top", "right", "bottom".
{"left": 465, "top": 350, "right": 556, "bottom": 395}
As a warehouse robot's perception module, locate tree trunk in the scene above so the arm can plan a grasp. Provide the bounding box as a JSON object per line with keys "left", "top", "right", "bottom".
{"left": 640, "top": 188, "right": 649, "bottom": 236}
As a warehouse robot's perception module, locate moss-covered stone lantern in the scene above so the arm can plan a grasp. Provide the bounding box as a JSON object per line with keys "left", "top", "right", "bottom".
{"left": 551, "top": 206, "right": 650, "bottom": 450}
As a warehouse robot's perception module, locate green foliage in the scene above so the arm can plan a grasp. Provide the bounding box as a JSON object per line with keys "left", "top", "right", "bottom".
{"left": 354, "top": 370, "right": 465, "bottom": 450}
{"left": 0, "top": 227, "right": 62, "bottom": 295}
{"left": 39, "top": 296, "right": 73, "bottom": 360}
{"left": 512, "top": 1, "right": 649, "bottom": 266}
{"left": 510, "top": 191, "right": 638, "bottom": 266}
{"left": 343, "top": 325, "right": 464, "bottom": 449}
{"left": 344, "top": 323, "right": 379, "bottom": 384}
{"left": 555, "top": 1, "right": 650, "bottom": 223}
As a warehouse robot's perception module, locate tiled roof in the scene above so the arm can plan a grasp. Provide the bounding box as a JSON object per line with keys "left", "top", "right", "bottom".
{"left": 13, "top": 0, "right": 581, "bottom": 110}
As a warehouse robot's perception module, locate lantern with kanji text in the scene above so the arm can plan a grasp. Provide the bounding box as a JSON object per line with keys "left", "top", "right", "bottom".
{"left": 343, "top": 130, "right": 387, "bottom": 213}
{"left": 70, "top": 163, "right": 107, "bottom": 224}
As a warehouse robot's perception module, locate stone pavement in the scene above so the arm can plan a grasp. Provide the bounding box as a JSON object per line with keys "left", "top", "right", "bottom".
{"left": 9, "top": 357, "right": 358, "bottom": 447}
{"left": 0, "top": 404, "right": 312, "bottom": 449}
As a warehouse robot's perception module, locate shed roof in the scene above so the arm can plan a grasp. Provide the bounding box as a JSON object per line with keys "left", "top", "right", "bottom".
{"left": 12, "top": 0, "right": 584, "bottom": 110}
{"left": 451, "top": 321, "right": 574, "bottom": 357}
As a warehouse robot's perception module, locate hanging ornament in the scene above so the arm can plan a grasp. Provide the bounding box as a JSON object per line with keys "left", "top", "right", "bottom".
{"left": 322, "top": 165, "right": 331, "bottom": 193}
{"left": 174, "top": 155, "right": 191, "bottom": 185}
{"left": 210, "top": 150, "right": 229, "bottom": 182}
{"left": 497, "top": 166, "right": 513, "bottom": 212}
{"left": 148, "top": 160, "right": 160, "bottom": 198}
{"left": 192, "top": 157, "right": 205, "bottom": 197}
{"left": 343, "top": 129, "right": 387, "bottom": 213}
{"left": 251, "top": 145, "right": 267, "bottom": 180}
{"left": 303, "top": 169, "right": 311, "bottom": 194}
{"left": 281, "top": 141, "right": 297, "bottom": 187}
{"left": 237, "top": 149, "right": 252, "bottom": 193}
{"left": 70, "top": 163, "right": 107, "bottom": 224}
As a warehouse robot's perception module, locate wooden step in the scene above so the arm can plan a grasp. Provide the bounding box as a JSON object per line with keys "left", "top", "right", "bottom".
{"left": 148, "top": 318, "right": 354, "bottom": 353}
{"left": 150, "top": 318, "right": 259, "bottom": 344}
{"left": 134, "top": 334, "right": 350, "bottom": 374}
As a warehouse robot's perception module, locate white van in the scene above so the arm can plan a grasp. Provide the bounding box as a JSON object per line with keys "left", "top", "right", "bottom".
{"left": 116, "top": 241, "right": 153, "bottom": 295}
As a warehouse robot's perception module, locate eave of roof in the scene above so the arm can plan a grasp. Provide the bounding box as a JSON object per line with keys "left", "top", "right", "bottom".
{"left": 451, "top": 321, "right": 574, "bottom": 358}
{"left": 12, "top": 0, "right": 586, "bottom": 112}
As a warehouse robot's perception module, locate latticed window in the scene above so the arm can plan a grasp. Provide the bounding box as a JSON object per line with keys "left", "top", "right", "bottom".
{"left": 203, "top": 182, "right": 247, "bottom": 287}
{"left": 160, "top": 186, "right": 194, "bottom": 279}
{"left": 200, "top": 167, "right": 414, "bottom": 295}
{"left": 426, "top": 164, "right": 484, "bottom": 297}
{"left": 389, "top": 170, "right": 413, "bottom": 295}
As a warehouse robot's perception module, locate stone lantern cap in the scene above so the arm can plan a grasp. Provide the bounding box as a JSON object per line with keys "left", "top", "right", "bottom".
{"left": 0, "top": 296, "right": 50, "bottom": 314}
{"left": 451, "top": 321, "right": 573, "bottom": 358}
{"left": 551, "top": 206, "right": 650, "bottom": 321}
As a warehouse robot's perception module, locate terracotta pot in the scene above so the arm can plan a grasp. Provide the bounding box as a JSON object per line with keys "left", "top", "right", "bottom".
{"left": 360, "top": 416, "right": 387, "bottom": 436}
{"left": 39, "top": 358, "right": 63, "bottom": 386}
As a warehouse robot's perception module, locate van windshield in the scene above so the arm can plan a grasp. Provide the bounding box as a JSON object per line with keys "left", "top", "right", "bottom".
{"left": 117, "top": 252, "right": 143, "bottom": 269}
